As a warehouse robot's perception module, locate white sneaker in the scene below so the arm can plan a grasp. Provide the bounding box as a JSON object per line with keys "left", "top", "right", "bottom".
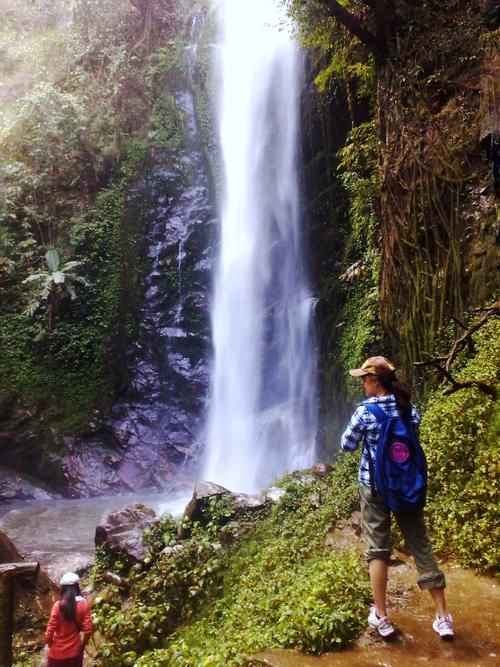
{"left": 368, "top": 606, "right": 395, "bottom": 638}
{"left": 433, "top": 613, "right": 454, "bottom": 639}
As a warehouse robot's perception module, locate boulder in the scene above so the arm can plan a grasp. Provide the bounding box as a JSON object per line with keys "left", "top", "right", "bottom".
{"left": 182, "top": 481, "right": 230, "bottom": 521}
{"left": 229, "top": 493, "right": 266, "bottom": 514}
{"left": 311, "top": 461, "right": 333, "bottom": 478}
{"left": 264, "top": 487, "right": 286, "bottom": 503}
{"left": 178, "top": 481, "right": 231, "bottom": 538}
{"left": 0, "top": 531, "right": 22, "bottom": 564}
{"left": 0, "top": 531, "right": 56, "bottom": 612}
{"left": 95, "top": 504, "right": 158, "bottom": 562}
{"left": 44, "top": 553, "right": 94, "bottom": 585}
{"left": 0, "top": 466, "right": 55, "bottom": 503}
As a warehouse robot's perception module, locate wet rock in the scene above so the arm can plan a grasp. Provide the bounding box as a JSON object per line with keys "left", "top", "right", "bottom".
{"left": 229, "top": 493, "right": 266, "bottom": 514}
{"left": 0, "top": 466, "right": 55, "bottom": 502}
{"left": 44, "top": 553, "right": 94, "bottom": 585}
{"left": 179, "top": 481, "right": 231, "bottom": 537}
{"left": 95, "top": 504, "right": 158, "bottom": 562}
{"left": 311, "top": 461, "right": 333, "bottom": 478}
{"left": 0, "top": 531, "right": 22, "bottom": 564}
{"left": 0, "top": 88, "right": 215, "bottom": 499}
{"left": 0, "top": 398, "right": 67, "bottom": 497}
{"left": 264, "top": 487, "right": 286, "bottom": 503}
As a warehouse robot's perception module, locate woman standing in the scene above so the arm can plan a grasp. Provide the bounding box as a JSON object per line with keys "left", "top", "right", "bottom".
{"left": 341, "top": 356, "right": 454, "bottom": 640}
{"left": 45, "top": 572, "right": 92, "bottom": 667}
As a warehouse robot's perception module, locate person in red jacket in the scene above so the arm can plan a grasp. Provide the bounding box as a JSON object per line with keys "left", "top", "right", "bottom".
{"left": 45, "top": 572, "right": 92, "bottom": 667}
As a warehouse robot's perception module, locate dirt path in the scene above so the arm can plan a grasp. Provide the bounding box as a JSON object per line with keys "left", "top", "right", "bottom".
{"left": 251, "top": 562, "right": 499, "bottom": 667}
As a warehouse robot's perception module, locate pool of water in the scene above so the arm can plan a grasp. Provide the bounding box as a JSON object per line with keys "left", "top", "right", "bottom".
{"left": 0, "top": 491, "right": 191, "bottom": 568}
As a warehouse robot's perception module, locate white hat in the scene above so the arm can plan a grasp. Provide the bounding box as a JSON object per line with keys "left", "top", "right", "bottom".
{"left": 60, "top": 572, "right": 80, "bottom": 586}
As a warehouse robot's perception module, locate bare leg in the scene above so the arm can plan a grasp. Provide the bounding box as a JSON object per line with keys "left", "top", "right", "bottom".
{"left": 429, "top": 587, "right": 448, "bottom": 617}
{"left": 369, "top": 559, "right": 389, "bottom": 617}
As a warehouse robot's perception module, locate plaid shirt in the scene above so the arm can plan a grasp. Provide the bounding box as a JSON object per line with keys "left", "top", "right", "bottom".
{"left": 341, "top": 395, "right": 420, "bottom": 488}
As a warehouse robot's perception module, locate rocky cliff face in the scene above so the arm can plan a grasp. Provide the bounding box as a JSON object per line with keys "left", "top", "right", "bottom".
{"left": 62, "top": 138, "right": 215, "bottom": 496}
{"left": 0, "top": 85, "right": 216, "bottom": 500}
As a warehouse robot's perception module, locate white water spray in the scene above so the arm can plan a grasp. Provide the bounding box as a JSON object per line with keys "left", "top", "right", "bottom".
{"left": 204, "top": 0, "right": 318, "bottom": 492}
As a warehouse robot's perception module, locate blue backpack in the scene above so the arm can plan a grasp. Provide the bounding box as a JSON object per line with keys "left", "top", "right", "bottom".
{"left": 363, "top": 402, "right": 427, "bottom": 512}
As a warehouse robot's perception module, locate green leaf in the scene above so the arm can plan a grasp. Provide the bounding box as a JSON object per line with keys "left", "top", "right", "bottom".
{"left": 52, "top": 271, "right": 65, "bottom": 284}
{"left": 45, "top": 249, "right": 60, "bottom": 272}
{"left": 22, "top": 273, "right": 46, "bottom": 283}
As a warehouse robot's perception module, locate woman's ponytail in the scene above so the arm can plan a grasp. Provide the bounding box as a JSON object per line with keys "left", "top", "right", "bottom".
{"left": 377, "top": 364, "right": 412, "bottom": 419}
{"left": 391, "top": 378, "right": 412, "bottom": 419}
{"left": 60, "top": 584, "right": 79, "bottom": 621}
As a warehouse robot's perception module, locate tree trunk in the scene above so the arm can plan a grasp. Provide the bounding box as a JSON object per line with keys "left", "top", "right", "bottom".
{"left": 0, "top": 575, "right": 14, "bottom": 667}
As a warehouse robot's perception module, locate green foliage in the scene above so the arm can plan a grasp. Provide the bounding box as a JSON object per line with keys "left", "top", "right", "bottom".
{"left": 0, "top": 171, "right": 144, "bottom": 428}
{"left": 421, "top": 319, "right": 500, "bottom": 572}
{"left": 148, "top": 550, "right": 367, "bottom": 666}
{"left": 143, "top": 513, "right": 180, "bottom": 555}
{"left": 22, "top": 249, "right": 88, "bottom": 327}
{"left": 0, "top": 0, "right": 187, "bottom": 428}
{"left": 336, "top": 122, "right": 382, "bottom": 395}
{"left": 93, "top": 539, "right": 225, "bottom": 665}
{"left": 0, "top": 0, "right": 191, "bottom": 433}
{"left": 286, "top": 0, "right": 375, "bottom": 99}
{"left": 91, "top": 456, "right": 369, "bottom": 666}
{"left": 146, "top": 45, "right": 187, "bottom": 148}
{"left": 200, "top": 494, "right": 236, "bottom": 540}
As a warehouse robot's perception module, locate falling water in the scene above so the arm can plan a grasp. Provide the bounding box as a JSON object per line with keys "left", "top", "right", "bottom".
{"left": 204, "top": 0, "right": 318, "bottom": 492}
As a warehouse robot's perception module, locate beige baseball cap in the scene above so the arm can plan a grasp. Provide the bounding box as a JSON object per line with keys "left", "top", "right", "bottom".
{"left": 349, "top": 356, "right": 396, "bottom": 377}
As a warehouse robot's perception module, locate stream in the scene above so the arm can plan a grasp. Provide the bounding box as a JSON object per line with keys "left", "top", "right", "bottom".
{"left": 252, "top": 566, "right": 500, "bottom": 667}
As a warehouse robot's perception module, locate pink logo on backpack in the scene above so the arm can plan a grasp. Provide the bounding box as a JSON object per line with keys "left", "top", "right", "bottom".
{"left": 389, "top": 442, "right": 410, "bottom": 464}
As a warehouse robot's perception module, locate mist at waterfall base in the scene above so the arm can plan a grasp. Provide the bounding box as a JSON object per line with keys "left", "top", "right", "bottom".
{"left": 204, "top": 0, "right": 318, "bottom": 494}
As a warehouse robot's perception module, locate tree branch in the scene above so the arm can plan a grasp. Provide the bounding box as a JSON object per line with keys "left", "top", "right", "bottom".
{"left": 414, "top": 304, "right": 499, "bottom": 398}
{"left": 414, "top": 359, "right": 497, "bottom": 398}
{"left": 446, "top": 305, "right": 498, "bottom": 371}
{"left": 313, "top": 0, "right": 385, "bottom": 59}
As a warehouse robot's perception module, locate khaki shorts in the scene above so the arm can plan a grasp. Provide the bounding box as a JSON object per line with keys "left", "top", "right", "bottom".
{"left": 359, "top": 484, "right": 446, "bottom": 591}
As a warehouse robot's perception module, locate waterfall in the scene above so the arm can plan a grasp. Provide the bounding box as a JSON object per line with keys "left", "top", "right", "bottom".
{"left": 204, "top": 0, "right": 318, "bottom": 493}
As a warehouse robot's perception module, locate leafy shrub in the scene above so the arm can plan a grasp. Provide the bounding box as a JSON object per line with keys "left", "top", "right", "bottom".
{"left": 93, "top": 538, "right": 225, "bottom": 665}
{"left": 421, "top": 319, "right": 499, "bottom": 572}
{"left": 92, "top": 455, "right": 368, "bottom": 666}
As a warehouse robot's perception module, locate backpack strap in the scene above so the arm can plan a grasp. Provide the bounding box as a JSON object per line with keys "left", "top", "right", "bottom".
{"left": 364, "top": 401, "right": 418, "bottom": 445}
{"left": 361, "top": 401, "right": 388, "bottom": 493}
{"left": 362, "top": 401, "right": 389, "bottom": 423}
{"left": 361, "top": 401, "right": 390, "bottom": 493}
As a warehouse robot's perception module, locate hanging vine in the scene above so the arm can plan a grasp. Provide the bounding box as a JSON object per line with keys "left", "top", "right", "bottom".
{"left": 374, "top": 5, "right": 497, "bottom": 375}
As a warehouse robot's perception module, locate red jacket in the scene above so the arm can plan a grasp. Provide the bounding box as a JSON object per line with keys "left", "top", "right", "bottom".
{"left": 45, "top": 597, "right": 92, "bottom": 660}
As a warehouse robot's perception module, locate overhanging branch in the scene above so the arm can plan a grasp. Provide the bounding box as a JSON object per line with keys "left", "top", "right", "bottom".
{"left": 414, "top": 304, "right": 499, "bottom": 398}
{"left": 313, "top": 0, "right": 385, "bottom": 59}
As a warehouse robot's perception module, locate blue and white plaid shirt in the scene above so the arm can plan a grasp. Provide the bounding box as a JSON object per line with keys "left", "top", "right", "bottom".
{"left": 341, "top": 395, "right": 421, "bottom": 488}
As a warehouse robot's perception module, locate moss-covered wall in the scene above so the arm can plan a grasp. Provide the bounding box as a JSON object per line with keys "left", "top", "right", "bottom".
{"left": 297, "top": 1, "right": 499, "bottom": 457}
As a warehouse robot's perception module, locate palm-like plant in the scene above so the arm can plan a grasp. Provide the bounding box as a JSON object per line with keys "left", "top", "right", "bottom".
{"left": 23, "top": 249, "right": 89, "bottom": 328}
